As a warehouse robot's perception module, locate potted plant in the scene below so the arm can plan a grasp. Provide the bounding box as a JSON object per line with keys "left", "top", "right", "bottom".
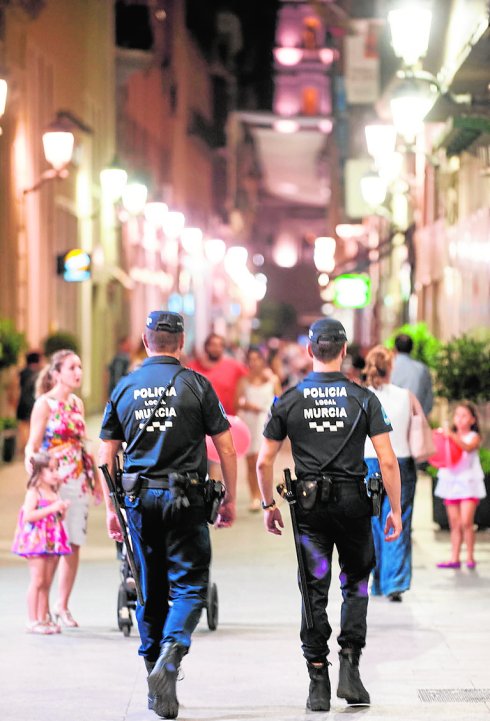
{"left": 0, "top": 417, "right": 18, "bottom": 463}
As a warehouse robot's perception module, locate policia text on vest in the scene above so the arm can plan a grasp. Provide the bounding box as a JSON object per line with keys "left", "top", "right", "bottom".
{"left": 257, "top": 316, "right": 402, "bottom": 712}
{"left": 98, "top": 310, "right": 237, "bottom": 720}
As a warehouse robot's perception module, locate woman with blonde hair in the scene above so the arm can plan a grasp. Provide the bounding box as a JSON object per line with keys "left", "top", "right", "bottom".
{"left": 363, "top": 345, "right": 417, "bottom": 602}
{"left": 26, "top": 349, "right": 101, "bottom": 626}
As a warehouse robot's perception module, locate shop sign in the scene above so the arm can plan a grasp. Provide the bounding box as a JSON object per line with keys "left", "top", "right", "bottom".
{"left": 333, "top": 274, "right": 371, "bottom": 308}
{"left": 56, "top": 249, "right": 91, "bottom": 282}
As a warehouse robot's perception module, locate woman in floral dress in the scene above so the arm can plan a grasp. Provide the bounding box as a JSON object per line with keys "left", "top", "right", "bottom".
{"left": 26, "top": 349, "right": 101, "bottom": 627}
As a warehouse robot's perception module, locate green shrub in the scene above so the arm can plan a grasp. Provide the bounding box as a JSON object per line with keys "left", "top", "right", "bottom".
{"left": 386, "top": 322, "right": 441, "bottom": 369}
{"left": 43, "top": 331, "right": 80, "bottom": 357}
{"left": 0, "top": 319, "right": 25, "bottom": 370}
{"left": 434, "top": 335, "right": 490, "bottom": 403}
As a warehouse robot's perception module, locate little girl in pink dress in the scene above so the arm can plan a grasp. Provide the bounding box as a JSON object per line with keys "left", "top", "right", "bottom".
{"left": 12, "top": 452, "right": 71, "bottom": 634}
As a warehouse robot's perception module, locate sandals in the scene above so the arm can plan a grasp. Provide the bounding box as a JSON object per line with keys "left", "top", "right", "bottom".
{"left": 26, "top": 621, "right": 57, "bottom": 635}
{"left": 54, "top": 606, "right": 79, "bottom": 628}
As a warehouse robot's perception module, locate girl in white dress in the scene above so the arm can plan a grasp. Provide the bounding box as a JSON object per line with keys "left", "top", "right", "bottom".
{"left": 435, "top": 402, "right": 486, "bottom": 569}
{"left": 237, "top": 347, "right": 282, "bottom": 511}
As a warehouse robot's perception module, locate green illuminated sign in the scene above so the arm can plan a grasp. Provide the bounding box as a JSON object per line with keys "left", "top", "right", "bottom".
{"left": 333, "top": 274, "right": 371, "bottom": 308}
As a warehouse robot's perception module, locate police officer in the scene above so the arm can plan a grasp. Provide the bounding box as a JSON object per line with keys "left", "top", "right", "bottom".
{"left": 98, "top": 311, "right": 237, "bottom": 720}
{"left": 257, "top": 317, "right": 402, "bottom": 711}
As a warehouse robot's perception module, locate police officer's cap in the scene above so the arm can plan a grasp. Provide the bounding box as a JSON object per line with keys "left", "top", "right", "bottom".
{"left": 146, "top": 311, "right": 184, "bottom": 333}
{"left": 309, "top": 317, "right": 347, "bottom": 343}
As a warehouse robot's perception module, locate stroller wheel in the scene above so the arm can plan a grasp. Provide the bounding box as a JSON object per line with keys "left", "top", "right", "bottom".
{"left": 117, "top": 583, "right": 132, "bottom": 633}
{"left": 122, "top": 623, "right": 131, "bottom": 637}
{"left": 206, "top": 582, "right": 219, "bottom": 631}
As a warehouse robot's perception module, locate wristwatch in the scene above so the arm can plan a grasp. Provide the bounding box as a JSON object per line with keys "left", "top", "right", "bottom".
{"left": 261, "top": 499, "right": 276, "bottom": 510}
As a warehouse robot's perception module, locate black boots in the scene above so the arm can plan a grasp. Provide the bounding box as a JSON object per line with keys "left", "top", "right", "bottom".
{"left": 148, "top": 642, "right": 187, "bottom": 719}
{"left": 306, "top": 662, "right": 331, "bottom": 712}
{"left": 337, "top": 648, "right": 370, "bottom": 706}
{"left": 144, "top": 659, "right": 156, "bottom": 711}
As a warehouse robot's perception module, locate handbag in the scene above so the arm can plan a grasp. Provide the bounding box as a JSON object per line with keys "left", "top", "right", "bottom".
{"left": 408, "top": 393, "right": 435, "bottom": 462}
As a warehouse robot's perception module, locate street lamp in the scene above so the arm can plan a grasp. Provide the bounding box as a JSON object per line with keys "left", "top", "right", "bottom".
{"left": 0, "top": 77, "right": 7, "bottom": 133}
{"left": 42, "top": 116, "right": 74, "bottom": 171}
{"left": 360, "top": 171, "right": 387, "bottom": 208}
{"left": 121, "top": 181, "right": 148, "bottom": 215}
{"left": 100, "top": 158, "right": 128, "bottom": 201}
{"left": 389, "top": 73, "right": 439, "bottom": 143}
{"left": 144, "top": 201, "right": 168, "bottom": 228}
{"left": 388, "top": 4, "right": 432, "bottom": 68}
{"left": 365, "top": 124, "right": 397, "bottom": 166}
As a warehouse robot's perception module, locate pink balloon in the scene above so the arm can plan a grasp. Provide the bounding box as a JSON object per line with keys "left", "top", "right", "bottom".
{"left": 206, "top": 415, "right": 251, "bottom": 462}
{"left": 428, "top": 429, "right": 463, "bottom": 468}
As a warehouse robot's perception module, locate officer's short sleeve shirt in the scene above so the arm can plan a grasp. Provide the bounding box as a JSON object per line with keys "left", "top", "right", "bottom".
{"left": 264, "top": 371, "right": 392, "bottom": 478}
{"left": 100, "top": 356, "right": 230, "bottom": 479}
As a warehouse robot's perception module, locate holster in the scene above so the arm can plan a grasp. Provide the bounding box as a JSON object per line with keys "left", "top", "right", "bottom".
{"left": 121, "top": 471, "right": 142, "bottom": 497}
{"left": 204, "top": 479, "right": 226, "bottom": 524}
{"left": 366, "top": 472, "right": 384, "bottom": 517}
{"left": 296, "top": 480, "right": 318, "bottom": 511}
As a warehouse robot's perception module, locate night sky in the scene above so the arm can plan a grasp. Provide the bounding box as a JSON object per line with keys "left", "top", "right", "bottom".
{"left": 186, "top": 0, "right": 280, "bottom": 110}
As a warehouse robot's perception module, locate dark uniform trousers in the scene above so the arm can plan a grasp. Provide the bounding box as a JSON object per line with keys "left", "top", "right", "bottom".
{"left": 125, "top": 487, "right": 211, "bottom": 662}
{"left": 296, "top": 480, "right": 376, "bottom": 663}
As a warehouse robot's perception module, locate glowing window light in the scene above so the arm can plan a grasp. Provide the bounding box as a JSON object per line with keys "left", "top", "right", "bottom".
{"left": 388, "top": 7, "right": 432, "bottom": 67}
{"left": 204, "top": 238, "right": 226, "bottom": 264}
{"left": 274, "top": 47, "right": 303, "bottom": 66}
{"left": 181, "top": 227, "right": 203, "bottom": 253}
{"left": 224, "top": 246, "right": 248, "bottom": 280}
{"left": 333, "top": 274, "right": 371, "bottom": 309}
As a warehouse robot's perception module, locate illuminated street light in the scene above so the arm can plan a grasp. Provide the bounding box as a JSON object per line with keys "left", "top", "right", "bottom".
{"left": 365, "top": 124, "right": 397, "bottom": 166}
{"left": 314, "top": 236, "right": 336, "bottom": 273}
{"left": 100, "top": 159, "right": 128, "bottom": 201}
{"left": 204, "top": 238, "right": 226, "bottom": 264}
{"left": 273, "top": 118, "right": 300, "bottom": 134}
{"left": 42, "top": 116, "right": 75, "bottom": 171}
{"left": 144, "top": 201, "right": 168, "bottom": 228}
{"left": 390, "top": 74, "right": 439, "bottom": 142}
{"left": 181, "top": 227, "right": 203, "bottom": 253}
{"left": 274, "top": 47, "right": 303, "bottom": 66}
{"left": 360, "top": 171, "right": 387, "bottom": 208}
{"left": 0, "top": 78, "right": 7, "bottom": 132}
{"left": 388, "top": 5, "right": 432, "bottom": 67}
{"left": 162, "top": 210, "right": 185, "bottom": 237}
{"left": 121, "top": 181, "right": 148, "bottom": 215}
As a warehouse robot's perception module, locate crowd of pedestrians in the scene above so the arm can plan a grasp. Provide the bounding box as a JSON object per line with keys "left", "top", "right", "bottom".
{"left": 4, "top": 317, "right": 487, "bottom": 716}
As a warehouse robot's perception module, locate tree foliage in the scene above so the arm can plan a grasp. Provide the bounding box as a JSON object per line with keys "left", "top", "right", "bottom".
{"left": 386, "top": 322, "right": 441, "bottom": 369}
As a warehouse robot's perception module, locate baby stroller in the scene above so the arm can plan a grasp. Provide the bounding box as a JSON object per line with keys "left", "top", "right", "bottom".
{"left": 116, "top": 541, "right": 219, "bottom": 636}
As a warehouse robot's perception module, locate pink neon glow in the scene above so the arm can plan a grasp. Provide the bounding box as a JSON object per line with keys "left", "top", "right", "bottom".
{"left": 318, "top": 119, "right": 333, "bottom": 134}
{"left": 319, "top": 48, "right": 337, "bottom": 65}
